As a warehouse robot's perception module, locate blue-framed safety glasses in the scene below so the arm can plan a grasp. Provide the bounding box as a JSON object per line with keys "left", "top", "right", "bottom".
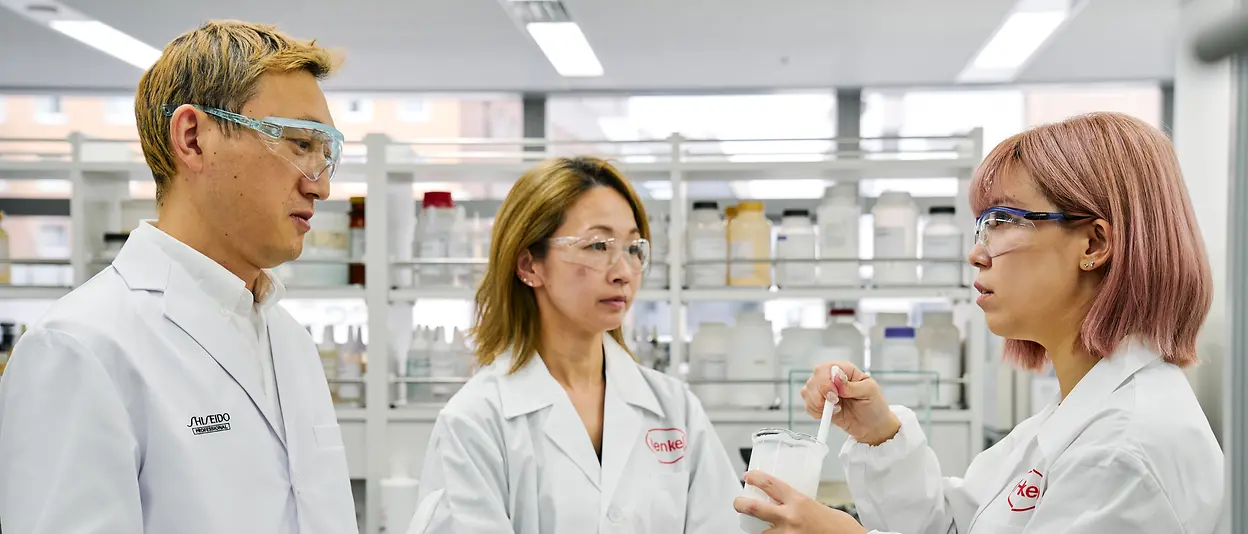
{"left": 162, "top": 104, "right": 345, "bottom": 182}
{"left": 974, "top": 206, "right": 1093, "bottom": 257}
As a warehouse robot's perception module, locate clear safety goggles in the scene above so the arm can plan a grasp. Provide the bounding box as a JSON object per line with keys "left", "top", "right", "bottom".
{"left": 162, "top": 104, "right": 345, "bottom": 182}
{"left": 548, "top": 235, "right": 651, "bottom": 274}
{"left": 974, "top": 206, "right": 1092, "bottom": 257}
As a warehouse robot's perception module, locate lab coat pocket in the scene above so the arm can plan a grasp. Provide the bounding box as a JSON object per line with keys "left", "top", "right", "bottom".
{"left": 648, "top": 472, "right": 691, "bottom": 531}
{"left": 313, "top": 423, "right": 345, "bottom": 450}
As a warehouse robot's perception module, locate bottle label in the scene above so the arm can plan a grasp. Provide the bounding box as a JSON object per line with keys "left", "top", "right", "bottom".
{"left": 819, "top": 211, "right": 858, "bottom": 255}
{"left": 730, "top": 241, "right": 753, "bottom": 278}
{"left": 690, "top": 237, "right": 727, "bottom": 286}
{"left": 923, "top": 235, "right": 962, "bottom": 259}
{"left": 702, "top": 357, "right": 727, "bottom": 380}
{"left": 874, "top": 227, "right": 907, "bottom": 259}
{"left": 419, "top": 238, "right": 448, "bottom": 278}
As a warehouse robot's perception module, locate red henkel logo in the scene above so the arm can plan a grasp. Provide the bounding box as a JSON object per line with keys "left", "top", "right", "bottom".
{"left": 645, "top": 428, "right": 687, "bottom": 464}
{"left": 1007, "top": 469, "right": 1044, "bottom": 512}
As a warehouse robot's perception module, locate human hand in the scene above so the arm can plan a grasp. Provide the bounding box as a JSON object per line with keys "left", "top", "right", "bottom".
{"left": 733, "top": 470, "right": 866, "bottom": 534}
{"left": 800, "top": 361, "right": 900, "bottom": 446}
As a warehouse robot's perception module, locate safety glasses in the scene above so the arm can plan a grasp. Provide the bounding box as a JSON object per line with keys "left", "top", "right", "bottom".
{"left": 548, "top": 235, "right": 651, "bottom": 274}
{"left": 162, "top": 104, "right": 345, "bottom": 182}
{"left": 974, "top": 206, "right": 1093, "bottom": 257}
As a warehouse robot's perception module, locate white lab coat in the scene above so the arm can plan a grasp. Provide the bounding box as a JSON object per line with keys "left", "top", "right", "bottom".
{"left": 0, "top": 229, "right": 357, "bottom": 533}
{"left": 843, "top": 338, "right": 1223, "bottom": 533}
{"left": 415, "top": 336, "right": 743, "bottom": 533}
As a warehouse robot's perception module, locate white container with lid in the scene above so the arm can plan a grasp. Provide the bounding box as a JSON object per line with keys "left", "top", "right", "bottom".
{"left": 918, "top": 311, "right": 963, "bottom": 408}
{"left": 872, "top": 191, "right": 919, "bottom": 285}
{"left": 728, "top": 202, "right": 772, "bottom": 287}
{"left": 868, "top": 312, "right": 909, "bottom": 369}
{"left": 816, "top": 184, "right": 861, "bottom": 287}
{"left": 739, "top": 428, "right": 829, "bottom": 534}
{"left": 876, "top": 326, "right": 924, "bottom": 407}
{"left": 690, "top": 322, "right": 730, "bottom": 407}
{"left": 687, "top": 201, "right": 727, "bottom": 288}
{"left": 728, "top": 310, "right": 777, "bottom": 408}
{"left": 406, "top": 327, "right": 432, "bottom": 404}
{"left": 822, "top": 308, "right": 865, "bottom": 371}
{"left": 922, "top": 206, "right": 963, "bottom": 286}
{"left": 777, "top": 327, "right": 822, "bottom": 408}
{"left": 429, "top": 326, "right": 456, "bottom": 402}
{"left": 448, "top": 206, "right": 473, "bottom": 288}
{"left": 776, "top": 209, "right": 817, "bottom": 287}
{"left": 416, "top": 191, "right": 455, "bottom": 286}
{"left": 646, "top": 214, "right": 669, "bottom": 288}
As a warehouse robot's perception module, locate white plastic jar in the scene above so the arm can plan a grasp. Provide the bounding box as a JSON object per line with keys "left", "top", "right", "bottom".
{"left": 690, "top": 322, "right": 730, "bottom": 407}
{"left": 646, "top": 214, "right": 669, "bottom": 288}
{"left": 739, "top": 428, "right": 828, "bottom": 534}
{"left": 776, "top": 327, "right": 822, "bottom": 408}
{"left": 872, "top": 191, "right": 919, "bottom": 285}
{"left": 775, "top": 209, "right": 817, "bottom": 287}
{"left": 921, "top": 206, "right": 963, "bottom": 286}
{"left": 687, "top": 201, "right": 727, "bottom": 288}
{"left": 728, "top": 310, "right": 777, "bottom": 408}
{"left": 288, "top": 211, "right": 350, "bottom": 287}
{"left": 816, "top": 184, "right": 861, "bottom": 286}
{"left": 822, "top": 308, "right": 865, "bottom": 370}
{"left": 876, "top": 326, "right": 922, "bottom": 406}
{"left": 918, "top": 311, "right": 962, "bottom": 408}
{"left": 416, "top": 191, "right": 455, "bottom": 286}
{"left": 728, "top": 201, "right": 772, "bottom": 287}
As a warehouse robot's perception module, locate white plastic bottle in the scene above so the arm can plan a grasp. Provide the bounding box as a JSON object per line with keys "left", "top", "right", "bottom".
{"left": 416, "top": 191, "right": 455, "bottom": 286}
{"left": 776, "top": 327, "right": 821, "bottom": 408}
{"left": 337, "top": 326, "right": 363, "bottom": 408}
{"left": 869, "top": 312, "right": 909, "bottom": 369}
{"left": 872, "top": 191, "right": 919, "bottom": 286}
{"left": 728, "top": 310, "right": 777, "bottom": 408}
{"left": 775, "top": 209, "right": 817, "bottom": 287}
{"left": 380, "top": 455, "right": 421, "bottom": 534}
{"left": 429, "top": 327, "right": 455, "bottom": 402}
{"left": 647, "top": 214, "right": 669, "bottom": 288}
{"left": 822, "top": 308, "right": 865, "bottom": 371}
{"left": 728, "top": 201, "right": 773, "bottom": 287}
{"left": 406, "top": 327, "right": 431, "bottom": 404}
{"left": 687, "top": 201, "right": 727, "bottom": 288}
{"left": 816, "top": 184, "right": 860, "bottom": 287}
{"left": 451, "top": 327, "right": 472, "bottom": 384}
{"left": 448, "top": 206, "right": 473, "bottom": 288}
{"left": 918, "top": 311, "right": 963, "bottom": 408}
{"left": 876, "top": 326, "right": 921, "bottom": 406}
{"left": 471, "top": 213, "right": 492, "bottom": 286}
{"left": 318, "top": 325, "right": 340, "bottom": 405}
{"left": 922, "top": 206, "right": 963, "bottom": 286}
{"left": 689, "top": 322, "right": 730, "bottom": 408}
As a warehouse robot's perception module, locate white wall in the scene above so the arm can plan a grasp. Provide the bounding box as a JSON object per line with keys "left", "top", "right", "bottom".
{"left": 1174, "top": 0, "right": 1235, "bottom": 443}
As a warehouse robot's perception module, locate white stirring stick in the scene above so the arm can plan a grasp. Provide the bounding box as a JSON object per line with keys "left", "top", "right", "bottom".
{"left": 816, "top": 365, "right": 842, "bottom": 444}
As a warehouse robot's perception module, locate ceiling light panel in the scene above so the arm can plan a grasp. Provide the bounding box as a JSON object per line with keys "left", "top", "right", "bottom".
{"left": 1, "top": 0, "right": 161, "bottom": 70}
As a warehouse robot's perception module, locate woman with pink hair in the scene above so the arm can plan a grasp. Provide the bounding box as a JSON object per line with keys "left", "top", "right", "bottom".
{"left": 735, "top": 112, "right": 1223, "bottom": 533}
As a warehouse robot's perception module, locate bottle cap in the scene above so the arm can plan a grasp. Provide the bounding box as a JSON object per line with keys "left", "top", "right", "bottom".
{"left": 692, "top": 201, "right": 718, "bottom": 210}
{"left": 422, "top": 191, "right": 454, "bottom": 209}
{"left": 929, "top": 206, "right": 956, "bottom": 215}
{"left": 884, "top": 326, "right": 916, "bottom": 338}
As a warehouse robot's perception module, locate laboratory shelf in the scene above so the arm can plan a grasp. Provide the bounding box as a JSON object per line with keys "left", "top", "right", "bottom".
{"left": 335, "top": 408, "right": 368, "bottom": 422}
{"left": 285, "top": 286, "right": 367, "bottom": 300}
{"left": 389, "top": 286, "right": 669, "bottom": 302}
{"left": 0, "top": 285, "right": 73, "bottom": 299}
{"left": 680, "top": 286, "right": 973, "bottom": 302}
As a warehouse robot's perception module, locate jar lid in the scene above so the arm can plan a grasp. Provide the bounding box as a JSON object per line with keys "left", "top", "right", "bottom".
{"left": 103, "top": 232, "right": 130, "bottom": 242}
{"left": 884, "top": 326, "right": 916, "bottom": 338}
{"left": 422, "top": 191, "right": 454, "bottom": 208}
{"left": 349, "top": 196, "right": 366, "bottom": 204}
{"left": 738, "top": 201, "right": 765, "bottom": 211}
{"left": 692, "top": 201, "right": 718, "bottom": 210}
{"left": 929, "top": 206, "right": 956, "bottom": 215}
{"left": 782, "top": 208, "right": 810, "bottom": 218}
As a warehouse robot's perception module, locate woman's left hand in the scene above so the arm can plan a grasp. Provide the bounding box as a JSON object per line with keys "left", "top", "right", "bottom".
{"left": 733, "top": 470, "right": 867, "bottom": 534}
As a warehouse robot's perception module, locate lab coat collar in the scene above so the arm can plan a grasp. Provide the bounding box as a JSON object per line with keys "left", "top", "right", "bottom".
{"left": 114, "top": 225, "right": 288, "bottom": 449}
{"left": 1035, "top": 337, "right": 1161, "bottom": 459}
{"left": 498, "top": 336, "right": 663, "bottom": 420}
{"left": 134, "top": 221, "right": 286, "bottom": 314}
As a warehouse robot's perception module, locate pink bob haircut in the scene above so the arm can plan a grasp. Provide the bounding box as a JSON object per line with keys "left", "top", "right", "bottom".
{"left": 970, "top": 112, "right": 1212, "bottom": 371}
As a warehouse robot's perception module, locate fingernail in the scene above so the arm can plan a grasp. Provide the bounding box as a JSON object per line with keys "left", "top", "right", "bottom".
{"left": 825, "top": 392, "right": 838, "bottom": 403}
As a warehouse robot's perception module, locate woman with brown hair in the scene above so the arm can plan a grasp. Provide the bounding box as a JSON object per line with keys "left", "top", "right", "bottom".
{"left": 414, "top": 157, "right": 742, "bottom": 533}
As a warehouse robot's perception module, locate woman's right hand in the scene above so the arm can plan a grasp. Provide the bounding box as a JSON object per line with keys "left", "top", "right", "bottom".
{"left": 800, "top": 361, "right": 900, "bottom": 446}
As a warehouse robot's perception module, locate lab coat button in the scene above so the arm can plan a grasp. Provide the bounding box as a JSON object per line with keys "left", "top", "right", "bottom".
{"left": 607, "top": 507, "right": 624, "bottom": 523}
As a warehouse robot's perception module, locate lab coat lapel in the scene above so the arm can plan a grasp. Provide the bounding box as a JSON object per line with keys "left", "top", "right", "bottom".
{"left": 267, "top": 310, "right": 300, "bottom": 448}
{"left": 163, "top": 265, "right": 286, "bottom": 449}
{"left": 600, "top": 342, "right": 644, "bottom": 510}
{"left": 516, "top": 355, "right": 600, "bottom": 490}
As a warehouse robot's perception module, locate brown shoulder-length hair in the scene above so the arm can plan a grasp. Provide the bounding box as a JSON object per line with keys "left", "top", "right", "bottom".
{"left": 472, "top": 157, "right": 651, "bottom": 374}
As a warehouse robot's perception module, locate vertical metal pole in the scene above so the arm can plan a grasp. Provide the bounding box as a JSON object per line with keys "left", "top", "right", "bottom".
{"left": 1229, "top": 46, "right": 1248, "bottom": 534}
{"left": 1162, "top": 82, "right": 1177, "bottom": 138}
{"left": 362, "top": 133, "right": 391, "bottom": 534}
{"left": 522, "top": 93, "right": 547, "bottom": 155}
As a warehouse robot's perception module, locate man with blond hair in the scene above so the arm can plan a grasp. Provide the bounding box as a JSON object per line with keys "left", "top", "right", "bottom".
{"left": 0, "top": 20, "right": 357, "bottom": 533}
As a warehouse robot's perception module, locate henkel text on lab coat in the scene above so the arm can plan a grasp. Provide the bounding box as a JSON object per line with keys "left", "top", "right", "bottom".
{"left": 842, "top": 339, "right": 1222, "bottom": 534}
{"left": 0, "top": 223, "right": 357, "bottom": 534}
{"left": 416, "top": 337, "right": 743, "bottom": 533}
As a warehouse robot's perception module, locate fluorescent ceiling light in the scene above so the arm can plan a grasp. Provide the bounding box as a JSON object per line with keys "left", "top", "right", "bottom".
{"left": 526, "top": 22, "right": 604, "bottom": 77}
{"left": 50, "top": 20, "right": 160, "bottom": 69}
{"left": 957, "top": 6, "right": 1072, "bottom": 83}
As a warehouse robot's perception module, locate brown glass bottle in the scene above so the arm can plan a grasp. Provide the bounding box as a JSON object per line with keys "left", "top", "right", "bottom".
{"left": 348, "top": 196, "right": 366, "bottom": 286}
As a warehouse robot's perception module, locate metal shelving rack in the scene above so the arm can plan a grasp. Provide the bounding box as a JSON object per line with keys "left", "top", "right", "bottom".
{"left": 0, "top": 128, "right": 985, "bottom": 534}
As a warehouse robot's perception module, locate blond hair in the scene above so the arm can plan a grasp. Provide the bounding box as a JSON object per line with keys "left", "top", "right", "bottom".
{"left": 135, "top": 20, "right": 338, "bottom": 203}
{"left": 473, "top": 157, "right": 651, "bottom": 374}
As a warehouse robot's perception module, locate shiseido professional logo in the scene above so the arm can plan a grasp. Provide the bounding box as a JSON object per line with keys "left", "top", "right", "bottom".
{"left": 187, "top": 412, "right": 232, "bottom": 435}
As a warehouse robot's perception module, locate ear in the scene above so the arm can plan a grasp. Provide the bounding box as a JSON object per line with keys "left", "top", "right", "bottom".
{"left": 516, "top": 249, "right": 544, "bottom": 288}
{"left": 168, "top": 105, "right": 206, "bottom": 174}
{"left": 1078, "top": 219, "right": 1113, "bottom": 272}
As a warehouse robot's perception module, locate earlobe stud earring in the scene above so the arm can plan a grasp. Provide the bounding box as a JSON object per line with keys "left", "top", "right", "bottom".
{"left": 1082, "top": 261, "right": 1095, "bottom": 270}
